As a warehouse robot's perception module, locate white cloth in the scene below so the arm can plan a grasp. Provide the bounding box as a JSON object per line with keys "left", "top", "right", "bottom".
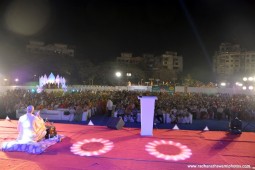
{"left": 17, "top": 113, "right": 46, "bottom": 143}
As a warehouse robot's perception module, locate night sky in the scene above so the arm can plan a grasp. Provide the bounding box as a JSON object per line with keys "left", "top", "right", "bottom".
{"left": 0, "top": 0, "right": 255, "bottom": 81}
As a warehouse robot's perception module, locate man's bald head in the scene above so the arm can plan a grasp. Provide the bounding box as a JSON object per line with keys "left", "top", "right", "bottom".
{"left": 27, "top": 105, "right": 34, "bottom": 114}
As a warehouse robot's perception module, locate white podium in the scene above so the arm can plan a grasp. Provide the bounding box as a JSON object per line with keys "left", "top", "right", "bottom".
{"left": 138, "top": 96, "right": 158, "bottom": 136}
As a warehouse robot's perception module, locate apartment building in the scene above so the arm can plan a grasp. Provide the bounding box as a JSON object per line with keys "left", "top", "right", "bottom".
{"left": 116, "top": 51, "right": 183, "bottom": 83}
{"left": 161, "top": 51, "right": 183, "bottom": 72}
{"left": 116, "top": 53, "right": 143, "bottom": 64}
{"left": 213, "top": 43, "right": 255, "bottom": 81}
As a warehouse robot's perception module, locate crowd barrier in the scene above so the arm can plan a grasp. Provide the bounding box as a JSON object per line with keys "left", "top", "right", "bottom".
{"left": 16, "top": 108, "right": 94, "bottom": 121}
{"left": 1, "top": 85, "right": 254, "bottom": 95}
{"left": 113, "top": 112, "right": 193, "bottom": 124}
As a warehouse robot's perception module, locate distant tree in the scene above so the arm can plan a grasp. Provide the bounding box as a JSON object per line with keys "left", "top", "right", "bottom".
{"left": 183, "top": 74, "right": 196, "bottom": 87}
{"left": 94, "top": 62, "right": 113, "bottom": 85}
{"left": 75, "top": 58, "right": 95, "bottom": 85}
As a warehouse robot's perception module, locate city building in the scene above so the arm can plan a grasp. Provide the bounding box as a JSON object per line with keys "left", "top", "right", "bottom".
{"left": 116, "top": 53, "right": 143, "bottom": 64}
{"left": 213, "top": 43, "right": 255, "bottom": 82}
{"left": 142, "top": 54, "right": 159, "bottom": 70}
{"left": 116, "top": 51, "right": 183, "bottom": 84}
{"left": 156, "top": 51, "right": 183, "bottom": 83}
{"left": 161, "top": 51, "right": 183, "bottom": 72}
{"left": 26, "top": 40, "right": 75, "bottom": 57}
{"left": 243, "top": 51, "right": 255, "bottom": 74}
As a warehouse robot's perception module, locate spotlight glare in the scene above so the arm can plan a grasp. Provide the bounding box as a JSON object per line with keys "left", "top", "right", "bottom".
{"left": 71, "top": 138, "right": 113, "bottom": 157}
{"left": 220, "top": 82, "right": 226, "bottom": 86}
{"left": 235, "top": 82, "right": 243, "bottom": 86}
{"left": 248, "top": 86, "right": 253, "bottom": 90}
{"left": 248, "top": 77, "right": 253, "bottom": 81}
{"left": 115, "top": 72, "right": 122, "bottom": 77}
{"left": 145, "top": 140, "right": 192, "bottom": 161}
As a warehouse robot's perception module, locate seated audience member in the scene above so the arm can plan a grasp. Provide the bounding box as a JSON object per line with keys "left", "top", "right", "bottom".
{"left": 116, "top": 104, "right": 125, "bottom": 120}
{"left": 130, "top": 103, "right": 139, "bottom": 122}
{"left": 164, "top": 108, "right": 172, "bottom": 123}
{"left": 207, "top": 106, "right": 215, "bottom": 120}
{"left": 224, "top": 106, "right": 231, "bottom": 121}
{"left": 124, "top": 103, "right": 133, "bottom": 122}
{"left": 191, "top": 105, "right": 198, "bottom": 120}
{"left": 17, "top": 105, "right": 47, "bottom": 143}
{"left": 200, "top": 105, "right": 208, "bottom": 119}
{"left": 217, "top": 105, "right": 224, "bottom": 120}
{"left": 170, "top": 107, "right": 178, "bottom": 123}
{"left": 182, "top": 108, "right": 192, "bottom": 124}
{"left": 155, "top": 107, "right": 164, "bottom": 123}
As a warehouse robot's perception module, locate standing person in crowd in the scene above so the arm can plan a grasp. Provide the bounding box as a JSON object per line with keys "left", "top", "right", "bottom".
{"left": 74, "top": 104, "right": 83, "bottom": 121}
{"left": 224, "top": 105, "right": 231, "bottom": 121}
{"left": 106, "top": 98, "right": 113, "bottom": 117}
{"left": 68, "top": 104, "right": 76, "bottom": 121}
{"left": 17, "top": 105, "right": 46, "bottom": 143}
{"left": 217, "top": 105, "right": 224, "bottom": 120}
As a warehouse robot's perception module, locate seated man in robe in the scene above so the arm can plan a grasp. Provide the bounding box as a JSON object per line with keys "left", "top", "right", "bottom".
{"left": 17, "top": 105, "right": 47, "bottom": 143}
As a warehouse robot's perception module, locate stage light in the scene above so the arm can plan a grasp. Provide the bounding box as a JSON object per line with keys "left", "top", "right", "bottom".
{"left": 220, "top": 82, "right": 226, "bottom": 86}
{"left": 248, "top": 86, "right": 253, "bottom": 90}
{"left": 243, "top": 77, "right": 247, "bottom": 81}
{"left": 242, "top": 86, "right": 247, "bottom": 90}
{"left": 37, "top": 88, "right": 43, "bottom": 93}
{"left": 248, "top": 77, "right": 253, "bottom": 81}
{"left": 235, "top": 82, "right": 243, "bottom": 86}
{"left": 115, "top": 72, "right": 121, "bottom": 78}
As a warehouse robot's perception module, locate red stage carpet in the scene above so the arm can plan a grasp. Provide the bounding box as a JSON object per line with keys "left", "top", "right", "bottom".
{"left": 0, "top": 119, "right": 254, "bottom": 170}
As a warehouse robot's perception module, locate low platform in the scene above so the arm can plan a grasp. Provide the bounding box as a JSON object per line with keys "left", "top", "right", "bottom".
{"left": 0, "top": 119, "right": 255, "bottom": 170}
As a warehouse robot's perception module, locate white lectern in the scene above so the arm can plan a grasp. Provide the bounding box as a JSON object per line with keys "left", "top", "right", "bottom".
{"left": 138, "top": 96, "right": 158, "bottom": 136}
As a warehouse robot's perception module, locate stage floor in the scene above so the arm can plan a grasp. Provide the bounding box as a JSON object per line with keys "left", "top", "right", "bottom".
{"left": 0, "top": 119, "right": 255, "bottom": 170}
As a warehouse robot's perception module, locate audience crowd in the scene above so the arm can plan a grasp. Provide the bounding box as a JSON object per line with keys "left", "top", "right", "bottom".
{"left": 1, "top": 89, "right": 255, "bottom": 123}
